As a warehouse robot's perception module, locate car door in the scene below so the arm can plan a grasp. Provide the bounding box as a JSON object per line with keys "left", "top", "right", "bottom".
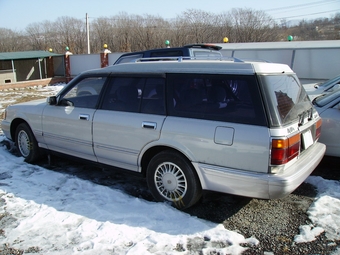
{"left": 93, "top": 76, "right": 166, "bottom": 171}
{"left": 42, "top": 76, "right": 106, "bottom": 161}
{"left": 165, "top": 73, "right": 270, "bottom": 173}
{"left": 317, "top": 97, "right": 340, "bottom": 157}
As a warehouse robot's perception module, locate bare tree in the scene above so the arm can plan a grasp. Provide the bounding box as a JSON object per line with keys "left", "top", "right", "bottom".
{"left": 130, "top": 14, "right": 169, "bottom": 50}
{"left": 25, "top": 21, "right": 56, "bottom": 51}
{"left": 91, "top": 17, "right": 117, "bottom": 53}
{"left": 0, "top": 28, "right": 25, "bottom": 52}
{"left": 209, "top": 13, "right": 233, "bottom": 43}
{"left": 54, "top": 16, "right": 87, "bottom": 54}
{"left": 0, "top": 9, "right": 339, "bottom": 55}
{"left": 176, "top": 9, "right": 217, "bottom": 44}
{"left": 109, "top": 12, "right": 136, "bottom": 52}
{"left": 228, "top": 8, "right": 279, "bottom": 42}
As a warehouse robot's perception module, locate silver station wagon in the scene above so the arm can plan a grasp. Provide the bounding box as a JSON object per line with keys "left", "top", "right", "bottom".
{"left": 1, "top": 59, "right": 326, "bottom": 209}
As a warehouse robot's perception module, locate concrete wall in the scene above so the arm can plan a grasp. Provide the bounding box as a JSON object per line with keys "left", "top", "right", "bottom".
{"left": 2, "top": 40, "right": 339, "bottom": 88}
{"left": 70, "top": 54, "right": 101, "bottom": 76}
{"left": 293, "top": 48, "right": 339, "bottom": 80}
{"left": 217, "top": 40, "right": 340, "bottom": 81}
{"left": 65, "top": 41, "right": 340, "bottom": 81}
{"left": 0, "top": 69, "right": 16, "bottom": 84}
{"left": 69, "top": 52, "right": 123, "bottom": 77}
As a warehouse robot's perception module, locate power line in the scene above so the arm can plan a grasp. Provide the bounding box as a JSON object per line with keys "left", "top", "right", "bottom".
{"left": 274, "top": 9, "right": 340, "bottom": 20}
{"left": 265, "top": 0, "right": 338, "bottom": 12}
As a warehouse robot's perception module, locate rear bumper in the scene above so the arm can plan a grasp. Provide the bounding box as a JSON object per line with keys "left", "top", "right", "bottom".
{"left": 195, "top": 142, "right": 326, "bottom": 199}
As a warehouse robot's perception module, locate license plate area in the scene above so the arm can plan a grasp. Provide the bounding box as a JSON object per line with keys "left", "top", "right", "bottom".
{"left": 302, "top": 129, "right": 313, "bottom": 150}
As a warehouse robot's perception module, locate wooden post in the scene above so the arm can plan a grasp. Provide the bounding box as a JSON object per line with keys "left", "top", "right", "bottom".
{"left": 47, "top": 56, "right": 54, "bottom": 78}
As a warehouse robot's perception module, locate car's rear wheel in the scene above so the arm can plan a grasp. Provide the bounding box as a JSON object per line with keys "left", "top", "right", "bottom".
{"left": 15, "top": 123, "right": 41, "bottom": 163}
{"left": 146, "top": 150, "right": 202, "bottom": 209}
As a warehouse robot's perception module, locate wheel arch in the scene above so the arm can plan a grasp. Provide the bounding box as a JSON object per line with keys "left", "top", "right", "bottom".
{"left": 10, "top": 118, "right": 30, "bottom": 142}
{"left": 140, "top": 145, "right": 202, "bottom": 185}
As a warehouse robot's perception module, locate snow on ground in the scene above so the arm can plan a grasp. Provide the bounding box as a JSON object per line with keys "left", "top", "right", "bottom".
{"left": 0, "top": 141, "right": 258, "bottom": 254}
{"left": 0, "top": 84, "right": 340, "bottom": 254}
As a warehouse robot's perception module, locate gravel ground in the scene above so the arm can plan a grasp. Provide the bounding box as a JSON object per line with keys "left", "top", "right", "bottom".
{"left": 183, "top": 156, "right": 340, "bottom": 255}
{"left": 1, "top": 86, "right": 340, "bottom": 254}
{"left": 0, "top": 152, "right": 339, "bottom": 255}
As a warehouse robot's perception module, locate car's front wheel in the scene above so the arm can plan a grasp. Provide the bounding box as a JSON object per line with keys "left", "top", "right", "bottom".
{"left": 15, "top": 123, "right": 41, "bottom": 163}
{"left": 146, "top": 150, "right": 202, "bottom": 209}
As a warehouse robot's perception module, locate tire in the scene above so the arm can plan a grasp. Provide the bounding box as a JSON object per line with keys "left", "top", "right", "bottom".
{"left": 15, "top": 123, "right": 41, "bottom": 163}
{"left": 146, "top": 150, "right": 202, "bottom": 210}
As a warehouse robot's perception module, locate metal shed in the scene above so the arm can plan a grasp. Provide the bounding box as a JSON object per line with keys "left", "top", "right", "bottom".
{"left": 0, "top": 51, "right": 64, "bottom": 84}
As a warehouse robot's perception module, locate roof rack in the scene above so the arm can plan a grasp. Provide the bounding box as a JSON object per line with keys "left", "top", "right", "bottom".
{"left": 134, "top": 56, "right": 245, "bottom": 63}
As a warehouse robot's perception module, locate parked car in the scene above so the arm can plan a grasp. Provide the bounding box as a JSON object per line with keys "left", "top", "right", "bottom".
{"left": 303, "top": 74, "right": 340, "bottom": 100}
{"left": 1, "top": 59, "right": 325, "bottom": 209}
{"left": 113, "top": 44, "right": 223, "bottom": 64}
{"left": 312, "top": 88, "right": 340, "bottom": 157}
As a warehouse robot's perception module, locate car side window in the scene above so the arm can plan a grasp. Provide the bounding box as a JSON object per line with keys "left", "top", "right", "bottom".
{"left": 59, "top": 77, "right": 106, "bottom": 108}
{"left": 167, "top": 74, "right": 267, "bottom": 126}
{"left": 101, "top": 77, "right": 143, "bottom": 112}
{"left": 101, "top": 77, "right": 165, "bottom": 115}
{"left": 140, "top": 78, "right": 165, "bottom": 115}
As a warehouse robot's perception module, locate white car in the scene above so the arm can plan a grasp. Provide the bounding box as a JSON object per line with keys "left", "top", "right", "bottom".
{"left": 1, "top": 59, "right": 326, "bottom": 209}
{"left": 313, "top": 88, "right": 340, "bottom": 157}
{"left": 304, "top": 74, "right": 340, "bottom": 101}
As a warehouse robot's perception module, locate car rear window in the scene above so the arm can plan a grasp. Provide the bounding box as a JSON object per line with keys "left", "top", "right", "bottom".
{"left": 191, "top": 49, "right": 222, "bottom": 59}
{"left": 115, "top": 53, "right": 143, "bottom": 64}
{"left": 259, "top": 75, "right": 312, "bottom": 127}
{"left": 150, "top": 50, "right": 184, "bottom": 57}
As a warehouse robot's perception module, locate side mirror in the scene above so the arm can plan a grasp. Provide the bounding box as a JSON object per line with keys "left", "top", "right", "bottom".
{"left": 47, "top": 96, "right": 57, "bottom": 105}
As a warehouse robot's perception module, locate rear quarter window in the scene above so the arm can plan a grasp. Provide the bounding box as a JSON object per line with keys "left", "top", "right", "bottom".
{"left": 166, "top": 73, "right": 267, "bottom": 126}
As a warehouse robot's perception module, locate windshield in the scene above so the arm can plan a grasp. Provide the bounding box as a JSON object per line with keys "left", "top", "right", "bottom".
{"left": 259, "top": 74, "right": 312, "bottom": 127}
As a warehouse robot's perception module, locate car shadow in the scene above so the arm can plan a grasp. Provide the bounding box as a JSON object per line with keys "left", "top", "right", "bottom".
{"left": 31, "top": 153, "right": 254, "bottom": 223}
{"left": 311, "top": 155, "right": 340, "bottom": 180}
{"left": 2, "top": 143, "right": 325, "bottom": 224}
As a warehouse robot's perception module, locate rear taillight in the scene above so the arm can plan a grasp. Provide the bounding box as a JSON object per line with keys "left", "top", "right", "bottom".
{"left": 315, "top": 118, "right": 322, "bottom": 140}
{"left": 271, "top": 133, "right": 301, "bottom": 165}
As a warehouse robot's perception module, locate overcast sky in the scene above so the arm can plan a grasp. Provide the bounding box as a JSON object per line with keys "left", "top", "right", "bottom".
{"left": 0, "top": 0, "right": 339, "bottom": 31}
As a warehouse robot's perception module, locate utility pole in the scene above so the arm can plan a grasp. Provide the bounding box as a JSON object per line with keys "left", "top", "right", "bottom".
{"left": 86, "top": 13, "right": 90, "bottom": 54}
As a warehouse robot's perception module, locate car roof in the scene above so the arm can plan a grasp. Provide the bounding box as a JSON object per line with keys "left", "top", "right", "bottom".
{"left": 84, "top": 59, "right": 294, "bottom": 76}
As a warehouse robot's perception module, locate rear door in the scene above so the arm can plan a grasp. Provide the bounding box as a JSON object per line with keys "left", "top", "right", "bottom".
{"left": 165, "top": 73, "right": 270, "bottom": 173}
{"left": 92, "top": 76, "right": 166, "bottom": 171}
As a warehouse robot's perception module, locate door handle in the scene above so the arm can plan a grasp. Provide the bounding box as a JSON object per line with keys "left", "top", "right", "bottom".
{"left": 142, "top": 121, "right": 157, "bottom": 129}
{"left": 79, "top": 114, "right": 90, "bottom": 120}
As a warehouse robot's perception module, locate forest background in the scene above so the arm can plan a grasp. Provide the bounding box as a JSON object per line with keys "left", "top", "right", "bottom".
{"left": 0, "top": 8, "right": 339, "bottom": 54}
